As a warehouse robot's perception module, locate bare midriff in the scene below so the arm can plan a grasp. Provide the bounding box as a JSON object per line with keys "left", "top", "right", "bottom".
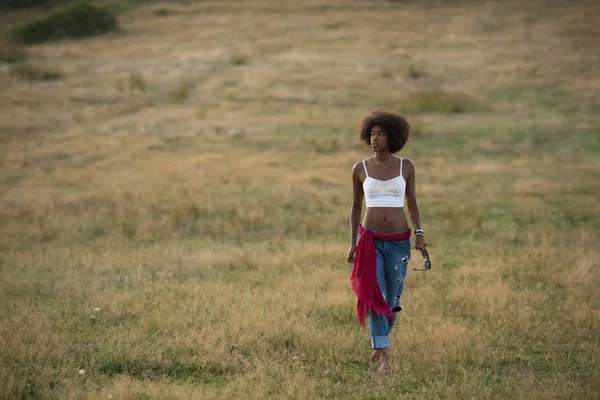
{"left": 362, "top": 207, "right": 409, "bottom": 234}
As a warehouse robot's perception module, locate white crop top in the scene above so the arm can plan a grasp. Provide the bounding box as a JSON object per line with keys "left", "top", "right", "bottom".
{"left": 362, "top": 159, "right": 406, "bottom": 208}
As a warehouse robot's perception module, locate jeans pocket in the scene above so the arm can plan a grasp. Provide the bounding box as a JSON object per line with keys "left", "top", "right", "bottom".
{"left": 392, "top": 239, "right": 411, "bottom": 259}
{"left": 392, "top": 239, "right": 410, "bottom": 248}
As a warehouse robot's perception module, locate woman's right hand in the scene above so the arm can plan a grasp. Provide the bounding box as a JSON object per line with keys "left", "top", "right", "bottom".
{"left": 347, "top": 245, "right": 356, "bottom": 263}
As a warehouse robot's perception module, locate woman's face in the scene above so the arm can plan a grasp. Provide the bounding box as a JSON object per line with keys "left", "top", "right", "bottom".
{"left": 370, "top": 125, "right": 388, "bottom": 152}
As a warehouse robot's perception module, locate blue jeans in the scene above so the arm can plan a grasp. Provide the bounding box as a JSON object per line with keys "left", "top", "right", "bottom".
{"left": 358, "top": 231, "right": 411, "bottom": 349}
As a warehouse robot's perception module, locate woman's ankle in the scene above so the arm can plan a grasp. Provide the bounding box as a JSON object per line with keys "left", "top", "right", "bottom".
{"left": 377, "top": 354, "right": 392, "bottom": 374}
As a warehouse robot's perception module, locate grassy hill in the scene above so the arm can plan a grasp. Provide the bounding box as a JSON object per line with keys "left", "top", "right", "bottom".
{"left": 1, "top": 0, "right": 599, "bottom": 398}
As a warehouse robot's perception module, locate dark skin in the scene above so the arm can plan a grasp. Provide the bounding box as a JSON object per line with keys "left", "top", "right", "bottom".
{"left": 346, "top": 125, "right": 427, "bottom": 263}
{"left": 346, "top": 124, "right": 427, "bottom": 373}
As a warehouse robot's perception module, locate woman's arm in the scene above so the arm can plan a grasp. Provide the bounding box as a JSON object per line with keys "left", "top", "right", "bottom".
{"left": 347, "top": 163, "right": 364, "bottom": 263}
{"left": 404, "top": 159, "right": 427, "bottom": 250}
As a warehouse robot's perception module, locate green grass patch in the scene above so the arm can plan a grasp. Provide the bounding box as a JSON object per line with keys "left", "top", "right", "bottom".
{"left": 98, "top": 357, "right": 228, "bottom": 384}
{"left": 487, "top": 84, "right": 580, "bottom": 114}
{"left": 230, "top": 54, "right": 248, "bottom": 66}
{"left": 0, "top": 44, "right": 27, "bottom": 64}
{"left": 9, "top": 2, "right": 119, "bottom": 45}
{"left": 152, "top": 7, "right": 171, "bottom": 17}
{"left": 408, "top": 64, "right": 427, "bottom": 79}
{"left": 170, "top": 80, "right": 194, "bottom": 103}
{"left": 0, "top": 0, "right": 62, "bottom": 9}
{"left": 9, "top": 63, "right": 62, "bottom": 80}
{"left": 399, "top": 89, "right": 479, "bottom": 114}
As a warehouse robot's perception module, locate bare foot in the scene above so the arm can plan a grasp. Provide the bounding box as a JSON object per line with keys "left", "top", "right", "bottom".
{"left": 369, "top": 349, "right": 383, "bottom": 363}
{"left": 377, "top": 354, "right": 392, "bottom": 374}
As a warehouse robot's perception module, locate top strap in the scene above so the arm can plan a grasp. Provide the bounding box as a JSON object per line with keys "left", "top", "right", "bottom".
{"left": 363, "top": 160, "right": 369, "bottom": 177}
{"left": 400, "top": 158, "right": 403, "bottom": 177}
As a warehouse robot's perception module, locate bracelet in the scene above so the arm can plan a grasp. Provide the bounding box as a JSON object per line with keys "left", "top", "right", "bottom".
{"left": 414, "top": 229, "right": 425, "bottom": 237}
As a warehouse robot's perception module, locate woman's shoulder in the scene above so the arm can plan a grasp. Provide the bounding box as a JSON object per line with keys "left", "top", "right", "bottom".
{"left": 400, "top": 158, "right": 415, "bottom": 169}
{"left": 352, "top": 158, "right": 371, "bottom": 170}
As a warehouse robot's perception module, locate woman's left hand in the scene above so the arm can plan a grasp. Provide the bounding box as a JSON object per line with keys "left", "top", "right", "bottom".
{"left": 415, "top": 235, "right": 427, "bottom": 251}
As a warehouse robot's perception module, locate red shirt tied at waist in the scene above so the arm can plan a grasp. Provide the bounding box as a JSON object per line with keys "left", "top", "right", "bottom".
{"left": 350, "top": 224, "right": 412, "bottom": 327}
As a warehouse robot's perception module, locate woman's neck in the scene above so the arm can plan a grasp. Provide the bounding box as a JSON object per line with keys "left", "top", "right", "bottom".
{"left": 374, "top": 152, "right": 394, "bottom": 162}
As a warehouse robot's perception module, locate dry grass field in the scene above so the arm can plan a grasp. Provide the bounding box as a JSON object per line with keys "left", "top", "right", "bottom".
{"left": 1, "top": 0, "right": 599, "bottom": 398}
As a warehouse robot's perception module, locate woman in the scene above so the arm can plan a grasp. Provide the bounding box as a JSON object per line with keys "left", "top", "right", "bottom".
{"left": 347, "top": 110, "right": 427, "bottom": 374}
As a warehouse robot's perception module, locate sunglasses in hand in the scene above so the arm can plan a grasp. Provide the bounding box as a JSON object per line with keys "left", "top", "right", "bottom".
{"left": 413, "top": 248, "right": 431, "bottom": 271}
